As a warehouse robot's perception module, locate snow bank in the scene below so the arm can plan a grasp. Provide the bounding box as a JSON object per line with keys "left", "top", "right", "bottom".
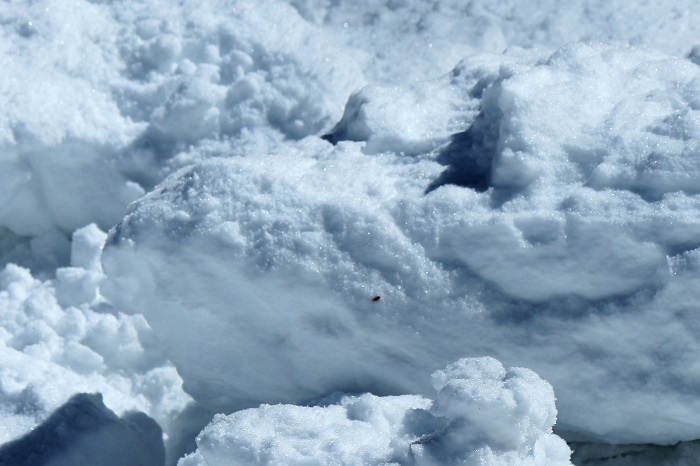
{"left": 0, "top": 393, "right": 163, "bottom": 466}
{"left": 180, "top": 357, "right": 571, "bottom": 466}
{"left": 103, "top": 43, "right": 700, "bottom": 446}
{"left": 0, "top": 225, "right": 190, "bottom": 449}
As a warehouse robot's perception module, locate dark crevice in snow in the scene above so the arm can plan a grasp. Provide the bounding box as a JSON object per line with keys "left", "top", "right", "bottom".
{"left": 664, "top": 240, "right": 700, "bottom": 258}
{"left": 425, "top": 129, "right": 493, "bottom": 193}
{"left": 119, "top": 128, "right": 185, "bottom": 192}
{"left": 163, "top": 402, "right": 216, "bottom": 466}
{"left": 425, "top": 90, "right": 502, "bottom": 194}
{"left": 687, "top": 46, "right": 700, "bottom": 66}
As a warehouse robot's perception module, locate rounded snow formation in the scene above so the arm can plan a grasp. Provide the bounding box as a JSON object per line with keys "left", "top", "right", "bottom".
{"left": 104, "top": 42, "right": 700, "bottom": 446}
{"left": 179, "top": 357, "right": 572, "bottom": 466}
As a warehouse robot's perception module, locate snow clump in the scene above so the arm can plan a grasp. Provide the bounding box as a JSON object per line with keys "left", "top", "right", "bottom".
{"left": 179, "top": 357, "right": 572, "bottom": 466}
{"left": 0, "top": 224, "right": 190, "bottom": 447}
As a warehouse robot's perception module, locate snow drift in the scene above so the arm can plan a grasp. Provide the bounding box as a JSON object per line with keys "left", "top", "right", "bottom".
{"left": 4, "top": 0, "right": 700, "bottom": 464}
{"left": 104, "top": 42, "right": 700, "bottom": 445}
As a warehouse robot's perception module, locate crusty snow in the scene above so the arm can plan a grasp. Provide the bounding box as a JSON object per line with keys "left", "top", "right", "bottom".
{"left": 2, "top": 1, "right": 700, "bottom": 465}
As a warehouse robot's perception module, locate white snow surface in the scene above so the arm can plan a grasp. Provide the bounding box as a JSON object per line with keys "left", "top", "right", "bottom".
{"left": 180, "top": 357, "right": 572, "bottom": 466}
{"left": 3, "top": 0, "right": 700, "bottom": 465}
{"left": 4, "top": 0, "right": 700, "bottom": 269}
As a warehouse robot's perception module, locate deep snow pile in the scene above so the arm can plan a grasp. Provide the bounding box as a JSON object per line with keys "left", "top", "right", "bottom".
{"left": 4, "top": 0, "right": 700, "bottom": 465}
{"left": 103, "top": 42, "right": 700, "bottom": 446}
{"left": 179, "top": 357, "right": 572, "bottom": 466}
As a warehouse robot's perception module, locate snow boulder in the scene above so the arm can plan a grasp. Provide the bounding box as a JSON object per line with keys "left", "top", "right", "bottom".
{"left": 103, "top": 43, "right": 700, "bottom": 445}
{"left": 179, "top": 357, "right": 571, "bottom": 466}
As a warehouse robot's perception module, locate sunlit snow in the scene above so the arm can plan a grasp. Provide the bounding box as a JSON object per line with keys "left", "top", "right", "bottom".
{"left": 2, "top": 1, "right": 700, "bottom": 465}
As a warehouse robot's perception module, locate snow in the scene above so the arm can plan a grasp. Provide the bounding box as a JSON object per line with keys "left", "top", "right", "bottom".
{"left": 0, "top": 225, "right": 191, "bottom": 457}
{"left": 101, "top": 40, "right": 700, "bottom": 447}
{"left": 181, "top": 357, "right": 572, "bottom": 466}
{"left": 0, "top": 0, "right": 362, "bottom": 272}
{"left": 3, "top": 0, "right": 700, "bottom": 464}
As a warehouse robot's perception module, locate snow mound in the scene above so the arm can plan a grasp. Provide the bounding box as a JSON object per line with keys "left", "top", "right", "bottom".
{"left": 0, "top": 225, "right": 190, "bottom": 447}
{"left": 323, "top": 49, "right": 540, "bottom": 156}
{"left": 322, "top": 75, "right": 473, "bottom": 155}
{"left": 180, "top": 357, "right": 571, "bottom": 466}
{"left": 183, "top": 394, "right": 430, "bottom": 466}
{"left": 103, "top": 43, "right": 700, "bottom": 446}
{"left": 104, "top": 138, "right": 444, "bottom": 411}
{"left": 0, "top": 393, "right": 163, "bottom": 466}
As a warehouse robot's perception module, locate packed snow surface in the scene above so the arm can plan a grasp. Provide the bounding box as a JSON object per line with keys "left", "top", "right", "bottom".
{"left": 4, "top": 0, "right": 700, "bottom": 465}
